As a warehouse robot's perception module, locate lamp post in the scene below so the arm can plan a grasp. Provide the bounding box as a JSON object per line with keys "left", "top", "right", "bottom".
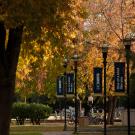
{"left": 102, "top": 44, "right": 108, "bottom": 135}
{"left": 73, "top": 54, "right": 78, "bottom": 133}
{"left": 123, "top": 39, "right": 131, "bottom": 135}
{"left": 63, "top": 58, "right": 68, "bottom": 131}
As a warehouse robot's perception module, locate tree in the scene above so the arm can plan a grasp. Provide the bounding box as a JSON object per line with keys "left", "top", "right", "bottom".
{"left": 0, "top": 23, "right": 23, "bottom": 135}
{"left": 0, "top": 1, "right": 85, "bottom": 134}
{"left": 81, "top": 0, "right": 135, "bottom": 124}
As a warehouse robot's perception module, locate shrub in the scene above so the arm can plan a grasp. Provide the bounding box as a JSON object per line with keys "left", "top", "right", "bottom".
{"left": 11, "top": 102, "right": 52, "bottom": 125}
{"left": 28, "top": 103, "right": 52, "bottom": 125}
{"left": 11, "top": 102, "right": 29, "bottom": 125}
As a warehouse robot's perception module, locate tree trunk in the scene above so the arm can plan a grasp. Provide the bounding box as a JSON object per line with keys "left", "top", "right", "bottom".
{"left": 0, "top": 82, "right": 13, "bottom": 135}
{"left": 107, "top": 96, "right": 117, "bottom": 124}
{"left": 0, "top": 22, "right": 23, "bottom": 135}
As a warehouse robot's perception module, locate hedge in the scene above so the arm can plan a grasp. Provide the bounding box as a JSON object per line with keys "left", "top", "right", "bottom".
{"left": 11, "top": 102, "right": 52, "bottom": 125}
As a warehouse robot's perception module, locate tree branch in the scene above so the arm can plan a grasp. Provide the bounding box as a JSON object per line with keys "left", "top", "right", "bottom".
{"left": 102, "top": 12, "right": 122, "bottom": 41}
{"left": 120, "top": 0, "right": 124, "bottom": 39}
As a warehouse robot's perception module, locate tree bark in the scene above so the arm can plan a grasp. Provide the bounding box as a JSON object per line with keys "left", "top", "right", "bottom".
{"left": 0, "top": 22, "right": 23, "bottom": 135}
{"left": 107, "top": 96, "right": 117, "bottom": 124}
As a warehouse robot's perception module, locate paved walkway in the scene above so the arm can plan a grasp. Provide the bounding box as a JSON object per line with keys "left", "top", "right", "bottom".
{"left": 42, "top": 131, "right": 73, "bottom": 135}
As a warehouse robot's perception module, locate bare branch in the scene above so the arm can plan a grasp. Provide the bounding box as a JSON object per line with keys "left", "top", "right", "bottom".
{"left": 120, "top": 0, "right": 125, "bottom": 39}
{"left": 102, "top": 11, "right": 122, "bottom": 41}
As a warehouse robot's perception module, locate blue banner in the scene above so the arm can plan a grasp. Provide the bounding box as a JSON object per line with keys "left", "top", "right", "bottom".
{"left": 56, "top": 76, "right": 64, "bottom": 96}
{"left": 93, "top": 67, "right": 102, "bottom": 94}
{"left": 114, "top": 62, "right": 125, "bottom": 92}
{"left": 67, "top": 73, "right": 74, "bottom": 94}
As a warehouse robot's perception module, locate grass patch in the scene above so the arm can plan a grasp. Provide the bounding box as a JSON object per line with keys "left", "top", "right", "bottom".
{"left": 10, "top": 125, "right": 135, "bottom": 135}
{"left": 10, "top": 132, "right": 42, "bottom": 135}
{"left": 10, "top": 125, "right": 65, "bottom": 132}
{"left": 10, "top": 124, "right": 67, "bottom": 135}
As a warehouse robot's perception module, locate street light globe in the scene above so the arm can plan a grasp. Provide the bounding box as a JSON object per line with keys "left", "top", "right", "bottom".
{"left": 63, "top": 58, "right": 68, "bottom": 68}
{"left": 73, "top": 54, "right": 79, "bottom": 62}
{"left": 64, "top": 58, "right": 68, "bottom": 63}
{"left": 123, "top": 38, "right": 131, "bottom": 50}
{"left": 73, "top": 54, "right": 78, "bottom": 58}
{"left": 88, "top": 95, "right": 93, "bottom": 104}
{"left": 102, "top": 43, "right": 109, "bottom": 53}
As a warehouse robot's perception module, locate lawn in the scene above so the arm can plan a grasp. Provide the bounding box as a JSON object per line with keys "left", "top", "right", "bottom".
{"left": 10, "top": 133, "right": 42, "bottom": 135}
{"left": 10, "top": 124, "right": 65, "bottom": 135}
{"left": 10, "top": 125, "right": 135, "bottom": 135}
{"left": 10, "top": 124, "right": 65, "bottom": 132}
{"left": 10, "top": 132, "right": 135, "bottom": 135}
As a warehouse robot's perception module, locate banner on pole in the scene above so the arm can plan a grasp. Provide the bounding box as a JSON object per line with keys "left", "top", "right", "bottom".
{"left": 114, "top": 62, "right": 125, "bottom": 93}
{"left": 67, "top": 73, "right": 74, "bottom": 95}
{"left": 93, "top": 67, "right": 102, "bottom": 95}
{"left": 56, "top": 76, "right": 64, "bottom": 97}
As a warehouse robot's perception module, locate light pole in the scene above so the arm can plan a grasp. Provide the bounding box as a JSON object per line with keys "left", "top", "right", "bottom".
{"left": 73, "top": 54, "right": 78, "bottom": 133}
{"left": 63, "top": 58, "right": 68, "bottom": 131}
{"left": 123, "top": 39, "right": 131, "bottom": 135}
{"left": 102, "top": 44, "right": 108, "bottom": 135}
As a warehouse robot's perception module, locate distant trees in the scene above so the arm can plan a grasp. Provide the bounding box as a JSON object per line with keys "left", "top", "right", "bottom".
{"left": 81, "top": 0, "right": 135, "bottom": 123}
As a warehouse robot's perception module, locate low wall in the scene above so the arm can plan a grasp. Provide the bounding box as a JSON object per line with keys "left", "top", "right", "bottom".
{"left": 121, "top": 109, "right": 135, "bottom": 126}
